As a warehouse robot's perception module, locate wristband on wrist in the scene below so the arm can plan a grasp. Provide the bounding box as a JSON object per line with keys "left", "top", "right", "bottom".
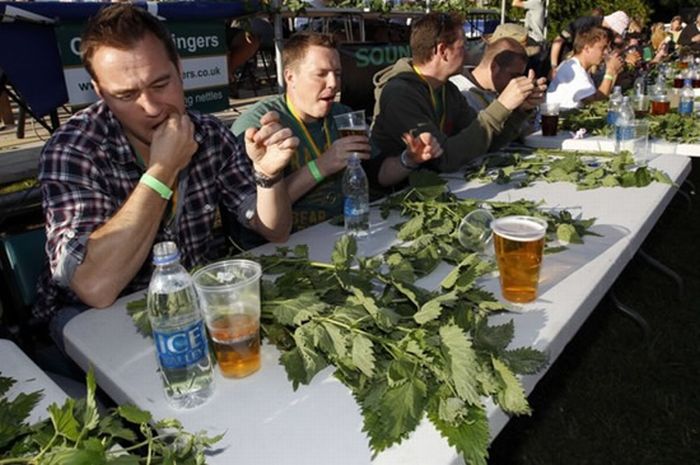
{"left": 139, "top": 173, "right": 172, "bottom": 200}
{"left": 399, "top": 149, "right": 419, "bottom": 170}
{"left": 603, "top": 73, "right": 615, "bottom": 81}
{"left": 307, "top": 160, "right": 325, "bottom": 183}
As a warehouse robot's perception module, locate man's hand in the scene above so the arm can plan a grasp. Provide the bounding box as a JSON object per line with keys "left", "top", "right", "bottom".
{"left": 149, "top": 112, "right": 198, "bottom": 183}
{"left": 520, "top": 76, "right": 548, "bottom": 111}
{"left": 624, "top": 49, "right": 642, "bottom": 67}
{"left": 317, "top": 135, "right": 370, "bottom": 176}
{"left": 498, "top": 70, "right": 536, "bottom": 111}
{"left": 692, "top": 33, "right": 700, "bottom": 43}
{"left": 244, "top": 111, "right": 298, "bottom": 178}
{"left": 605, "top": 50, "right": 624, "bottom": 75}
{"left": 402, "top": 131, "right": 443, "bottom": 164}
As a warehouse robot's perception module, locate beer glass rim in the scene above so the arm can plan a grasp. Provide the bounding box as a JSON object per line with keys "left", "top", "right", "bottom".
{"left": 539, "top": 102, "right": 560, "bottom": 115}
{"left": 491, "top": 215, "right": 548, "bottom": 242}
{"left": 192, "top": 259, "right": 262, "bottom": 291}
{"left": 333, "top": 109, "right": 366, "bottom": 128}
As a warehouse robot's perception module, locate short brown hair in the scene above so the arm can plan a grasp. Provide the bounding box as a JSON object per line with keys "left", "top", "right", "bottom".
{"left": 410, "top": 12, "right": 464, "bottom": 64}
{"left": 81, "top": 4, "right": 179, "bottom": 83}
{"left": 282, "top": 32, "right": 337, "bottom": 71}
{"left": 573, "top": 26, "right": 610, "bottom": 54}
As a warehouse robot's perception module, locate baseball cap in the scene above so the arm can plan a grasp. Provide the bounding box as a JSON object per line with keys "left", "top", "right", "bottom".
{"left": 484, "top": 23, "right": 541, "bottom": 56}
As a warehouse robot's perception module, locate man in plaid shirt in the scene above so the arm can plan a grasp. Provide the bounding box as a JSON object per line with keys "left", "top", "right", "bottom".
{"left": 35, "top": 4, "right": 298, "bottom": 343}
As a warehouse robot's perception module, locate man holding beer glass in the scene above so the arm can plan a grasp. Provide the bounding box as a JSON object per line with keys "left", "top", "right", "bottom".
{"left": 233, "top": 32, "right": 441, "bottom": 233}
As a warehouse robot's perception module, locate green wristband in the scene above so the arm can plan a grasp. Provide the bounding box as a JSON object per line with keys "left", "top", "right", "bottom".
{"left": 140, "top": 173, "right": 173, "bottom": 200}
{"left": 308, "top": 160, "right": 325, "bottom": 183}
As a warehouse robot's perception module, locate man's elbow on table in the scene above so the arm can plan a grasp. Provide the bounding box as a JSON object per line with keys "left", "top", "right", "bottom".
{"left": 70, "top": 275, "right": 121, "bottom": 309}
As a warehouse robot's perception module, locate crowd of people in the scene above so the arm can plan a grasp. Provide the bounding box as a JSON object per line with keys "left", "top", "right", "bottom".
{"left": 31, "top": 3, "right": 696, "bottom": 347}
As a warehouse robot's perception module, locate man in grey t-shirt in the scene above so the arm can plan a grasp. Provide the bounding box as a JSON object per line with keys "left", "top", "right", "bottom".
{"left": 512, "top": 0, "right": 545, "bottom": 43}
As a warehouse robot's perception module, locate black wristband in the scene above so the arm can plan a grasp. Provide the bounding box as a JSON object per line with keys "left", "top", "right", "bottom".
{"left": 253, "top": 169, "right": 282, "bottom": 188}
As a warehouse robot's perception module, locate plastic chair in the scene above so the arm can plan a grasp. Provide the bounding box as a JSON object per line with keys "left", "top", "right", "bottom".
{"left": 0, "top": 228, "right": 47, "bottom": 346}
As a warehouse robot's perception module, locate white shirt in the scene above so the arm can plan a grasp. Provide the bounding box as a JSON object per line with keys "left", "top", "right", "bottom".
{"left": 546, "top": 57, "right": 596, "bottom": 110}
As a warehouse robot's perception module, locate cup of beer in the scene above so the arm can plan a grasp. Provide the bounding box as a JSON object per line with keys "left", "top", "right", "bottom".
{"left": 333, "top": 109, "right": 367, "bottom": 138}
{"left": 193, "top": 260, "right": 262, "bottom": 378}
{"left": 539, "top": 102, "right": 560, "bottom": 137}
{"left": 491, "top": 216, "right": 548, "bottom": 303}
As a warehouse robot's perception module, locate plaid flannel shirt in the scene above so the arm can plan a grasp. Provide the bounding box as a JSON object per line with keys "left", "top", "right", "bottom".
{"left": 34, "top": 101, "right": 256, "bottom": 322}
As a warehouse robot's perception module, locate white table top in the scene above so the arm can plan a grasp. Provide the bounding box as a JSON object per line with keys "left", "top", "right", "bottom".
{"left": 0, "top": 339, "right": 69, "bottom": 424}
{"left": 524, "top": 131, "right": 700, "bottom": 158}
{"left": 64, "top": 153, "right": 691, "bottom": 465}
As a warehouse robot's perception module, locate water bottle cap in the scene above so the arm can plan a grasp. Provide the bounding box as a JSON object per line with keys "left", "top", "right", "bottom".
{"left": 153, "top": 241, "right": 180, "bottom": 265}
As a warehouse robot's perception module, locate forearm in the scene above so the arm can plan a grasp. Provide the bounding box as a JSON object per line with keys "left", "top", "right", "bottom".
{"left": 251, "top": 182, "right": 292, "bottom": 242}
{"left": 378, "top": 154, "right": 414, "bottom": 187}
{"left": 286, "top": 163, "right": 319, "bottom": 203}
{"left": 70, "top": 177, "right": 171, "bottom": 308}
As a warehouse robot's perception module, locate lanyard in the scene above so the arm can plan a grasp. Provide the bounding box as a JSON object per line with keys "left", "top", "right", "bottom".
{"left": 285, "top": 94, "right": 332, "bottom": 162}
{"left": 412, "top": 65, "right": 446, "bottom": 132}
{"left": 133, "top": 148, "right": 179, "bottom": 225}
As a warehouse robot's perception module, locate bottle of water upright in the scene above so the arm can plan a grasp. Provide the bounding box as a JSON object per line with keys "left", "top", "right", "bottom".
{"left": 607, "top": 86, "right": 623, "bottom": 125}
{"left": 342, "top": 154, "right": 370, "bottom": 239}
{"left": 147, "top": 241, "right": 214, "bottom": 409}
{"left": 679, "top": 79, "right": 695, "bottom": 116}
{"left": 615, "top": 96, "right": 635, "bottom": 154}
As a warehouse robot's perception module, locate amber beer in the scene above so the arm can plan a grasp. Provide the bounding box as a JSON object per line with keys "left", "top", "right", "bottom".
{"left": 491, "top": 216, "right": 547, "bottom": 303}
{"left": 339, "top": 127, "right": 367, "bottom": 138}
{"left": 207, "top": 313, "right": 260, "bottom": 378}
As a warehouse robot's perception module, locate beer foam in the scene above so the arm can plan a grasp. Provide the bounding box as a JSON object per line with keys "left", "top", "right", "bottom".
{"left": 491, "top": 216, "right": 547, "bottom": 242}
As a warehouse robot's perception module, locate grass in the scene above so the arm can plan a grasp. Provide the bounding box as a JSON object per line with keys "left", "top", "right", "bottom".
{"left": 489, "top": 158, "right": 700, "bottom": 465}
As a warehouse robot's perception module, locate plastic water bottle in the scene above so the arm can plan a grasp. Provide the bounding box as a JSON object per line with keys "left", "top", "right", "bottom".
{"left": 679, "top": 79, "right": 695, "bottom": 116}
{"left": 615, "top": 96, "right": 635, "bottom": 154}
{"left": 607, "top": 86, "right": 623, "bottom": 125}
{"left": 147, "top": 241, "right": 214, "bottom": 409}
{"left": 342, "top": 154, "right": 370, "bottom": 239}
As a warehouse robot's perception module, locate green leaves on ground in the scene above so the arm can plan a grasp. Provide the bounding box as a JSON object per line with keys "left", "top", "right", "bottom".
{"left": 467, "top": 148, "right": 673, "bottom": 190}
{"left": 0, "top": 370, "right": 222, "bottom": 464}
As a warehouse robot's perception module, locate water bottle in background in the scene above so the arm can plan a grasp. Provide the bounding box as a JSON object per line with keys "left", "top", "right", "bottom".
{"left": 633, "top": 75, "right": 646, "bottom": 97}
{"left": 679, "top": 79, "right": 695, "bottom": 116}
{"left": 147, "top": 241, "right": 214, "bottom": 409}
{"left": 607, "top": 86, "right": 623, "bottom": 126}
{"left": 615, "top": 96, "right": 635, "bottom": 154}
{"left": 342, "top": 153, "right": 370, "bottom": 240}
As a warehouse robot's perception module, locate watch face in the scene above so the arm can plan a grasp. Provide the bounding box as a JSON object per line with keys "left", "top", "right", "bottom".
{"left": 253, "top": 169, "right": 281, "bottom": 188}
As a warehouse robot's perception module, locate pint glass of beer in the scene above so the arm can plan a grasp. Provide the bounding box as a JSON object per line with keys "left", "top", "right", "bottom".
{"left": 333, "top": 110, "right": 368, "bottom": 138}
{"left": 539, "top": 102, "right": 560, "bottom": 137}
{"left": 193, "top": 260, "right": 262, "bottom": 378}
{"left": 491, "top": 216, "right": 548, "bottom": 303}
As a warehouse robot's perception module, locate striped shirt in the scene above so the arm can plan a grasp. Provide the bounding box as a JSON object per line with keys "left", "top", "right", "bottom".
{"left": 34, "top": 100, "right": 255, "bottom": 321}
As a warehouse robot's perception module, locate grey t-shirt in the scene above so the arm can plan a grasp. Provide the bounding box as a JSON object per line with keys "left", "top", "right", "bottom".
{"left": 522, "top": 0, "right": 545, "bottom": 42}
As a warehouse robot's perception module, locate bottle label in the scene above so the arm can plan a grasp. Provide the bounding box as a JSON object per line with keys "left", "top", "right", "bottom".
{"left": 615, "top": 124, "right": 635, "bottom": 141}
{"left": 607, "top": 111, "right": 618, "bottom": 125}
{"left": 153, "top": 320, "right": 208, "bottom": 369}
{"left": 344, "top": 197, "right": 367, "bottom": 217}
{"left": 679, "top": 100, "right": 694, "bottom": 115}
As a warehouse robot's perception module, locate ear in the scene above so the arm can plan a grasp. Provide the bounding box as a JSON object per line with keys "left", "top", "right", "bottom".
{"left": 436, "top": 42, "right": 449, "bottom": 60}
{"left": 91, "top": 80, "right": 103, "bottom": 99}
{"left": 284, "top": 67, "right": 294, "bottom": 88}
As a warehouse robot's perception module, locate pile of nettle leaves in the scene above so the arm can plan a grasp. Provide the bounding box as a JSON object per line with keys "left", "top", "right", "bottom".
{"left": 0, "top": 370, "right": 221, "bottom": 465}
{"left": 124, "top": 171, "right": 601, "bottom": 464}
{"left": 467, "top": 148, "right": 673, "bottom": 190}
{"left": 560, "top": 100, "right": 700, "bottom": 144}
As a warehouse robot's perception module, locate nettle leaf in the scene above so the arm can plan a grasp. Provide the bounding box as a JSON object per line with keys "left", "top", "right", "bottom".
{"left": 439, "top": 324, "right": 481, "bottom": 405}
{"left": 117, "top": 404, "right": 152, "bottom": 425}
{"left": 0, "top": 375, "right": 15, "bottom": 397}
{"left": 414, "top": 291, "right": 458, "bottom": 325}
{"left": 428, "top": 401, "right": 490, "bottom": 465}
{"left": 42, "top": 445, "right": 106, "bottom": 465}
{"left": 474, "top": 319, "right": 514, "bottom": 354}
{"left": 409, "top": 170, "right": 446, "bottom": 200}
{"left": 438, "top": 397, "right": 467, "bottom": 425}
{"left": 98, "top": 416, "right": 136, "bottom": 442}
{"left": 492, "top": 357, "right": 531, "bottom": 415}
{"left": 331, "top": 234, "right": 356, "bottom": 270}
{"left": 502, "top": 347, "right": 549, "bottom": 375}
{"left": 364, "top": 377, "right": 428, "bottom": 451}
{"left": 267, "top": 292, "right": 326, "bottom": 326}
{"left": 126, "top": 296, "right": 151, "bottom": 336}
{"left": 351, "top": 334, "right": 376, "bottom": 377}
{"left": 48, "top": 400, "right": 80, "bottom": 441}
{"left": 106, "top": 454, "right": 141, "bottom": 465}
{"left": 556, "top": 223, "right": 582, "bottom": 245}
{"left": 318, "top": 322, "right": 349, "bottom": 359}
{"left": 81, "top": 369, "right": 99, "bottom": 433}
{"left": 397, "top": 214, "right": 425, "bottom": 241}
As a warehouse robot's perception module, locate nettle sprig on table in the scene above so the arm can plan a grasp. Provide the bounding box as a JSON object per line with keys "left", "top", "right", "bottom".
{"left": 0, "top": 371, "right": 222, "bottom": 465}
{"left": 560, "top": 100, "right": 700, "bottom": 144}
{"left": 126, "top": 171, "right": 602, "bottom": 464}
{"left": 466, "top": 148, "right": 673, "bottom": 190}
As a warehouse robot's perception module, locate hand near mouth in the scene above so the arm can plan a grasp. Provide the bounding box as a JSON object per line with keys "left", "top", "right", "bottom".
{"left": 148, "top": 111, "right": 198, "bottom": 185}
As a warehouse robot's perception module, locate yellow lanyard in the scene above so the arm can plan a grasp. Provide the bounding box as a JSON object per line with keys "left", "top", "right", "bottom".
{"left": 412, "top": 65, "right": 446, "bottom": 132}
{"left": 285, "top": 94, "right": 332, "bottom": 161}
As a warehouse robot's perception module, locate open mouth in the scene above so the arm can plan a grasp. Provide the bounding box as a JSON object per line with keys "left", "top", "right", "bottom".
{"left": 319, "top": 94, "right": 336, "bottom": 103}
